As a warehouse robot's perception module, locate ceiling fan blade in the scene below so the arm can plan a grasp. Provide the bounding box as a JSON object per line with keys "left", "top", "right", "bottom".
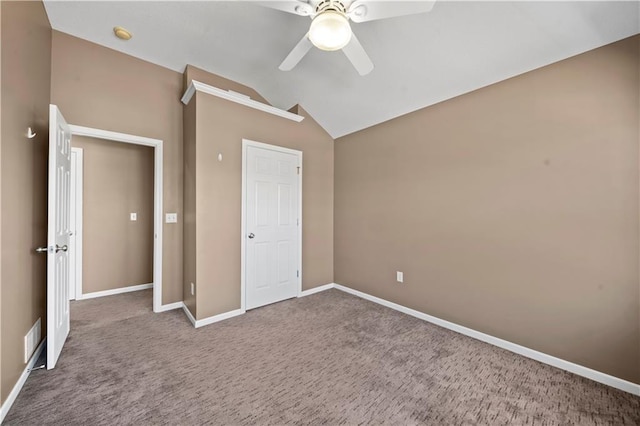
{"left": 342, "top": 33, "right": 374, "bottom": 76}
{"left": 347, "top": 0, "right": 436, "bottom": 23}
{"left": 254, "top": 1, "right": 314, "bottom": 17}
{"left": 279, "top": 33, "right": 314, "bottom": 71}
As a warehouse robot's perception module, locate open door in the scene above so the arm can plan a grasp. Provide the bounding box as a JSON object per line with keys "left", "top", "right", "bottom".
{"left": 47, "top": 104, "right": 72, "bottom": 369}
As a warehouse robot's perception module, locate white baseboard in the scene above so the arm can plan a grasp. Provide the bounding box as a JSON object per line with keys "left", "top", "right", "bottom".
{"left": 184, "top": 281, "right": 337, "bottom": 327}
{"left": 182, "top": 303, "right": 197, "bottom": 326}
{"left": 182, "top": 281, "right": 337, "bottom": 328}
{"left": 0, "top": 338, "right": 46, "bottom": 424}
{"left": 181, "top": 303, "right": 245, "bottom": 328}
{"left": 332, "top": 283, "right": 640, "bottom": 396}
{"left": 195, "top": 308, "right": 245, "bottom": 328}
{"left": 155, "top": 301, "right": 184, "bottom": 313}
{"left": 298, "top": 283, "right": 336, "bottom": 297}
{"left": 77, "top": 283, "right": 153, "bottom": 300}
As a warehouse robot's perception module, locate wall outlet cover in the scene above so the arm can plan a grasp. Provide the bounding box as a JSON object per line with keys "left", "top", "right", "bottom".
{"left": 166, "top": 213, "right": 178, "bottom": 223}
{"left": 396, "top": 271, "right": 404, "bottom": 283}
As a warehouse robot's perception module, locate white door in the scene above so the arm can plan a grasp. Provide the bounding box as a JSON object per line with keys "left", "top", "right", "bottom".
{"left": 245, "top": 142, "right": 301, "bottom": 310}
{"left": 47, "top": 104, "right": 71, "bottom": 369}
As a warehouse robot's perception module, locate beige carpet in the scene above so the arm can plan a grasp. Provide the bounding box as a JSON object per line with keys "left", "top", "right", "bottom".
{"left": 5, "top": 289, "right": 639, "bottom": 425}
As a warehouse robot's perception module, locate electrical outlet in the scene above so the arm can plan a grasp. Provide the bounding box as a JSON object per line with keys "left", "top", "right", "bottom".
{"left": 396, "top": 271, "right": 404, "bottom": 283}
{"left": 166, "top": 213, "right": 178, "bottom": 223}
{"left": 130, "top": 212, "right": 137, "bottom": 221}
{"left": 190, "top": 282, "right": 195, "bottom": 296}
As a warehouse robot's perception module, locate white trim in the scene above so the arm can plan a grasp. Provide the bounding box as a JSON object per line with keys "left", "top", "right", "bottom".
{"left": 332, "top": 283, "right": 640, "bottom": 397}
{"left": 182, "top": 304, "right": 245, "bottom": 329}
{"left": 155, "top": 301, "right": 184, "bottom": 312}
{"left": 68, "top": 125, "right": 164, "bottom": 313}
{"left": 182, "top": 304, "right": 197, "bottom": 327}
{"left": 298, "top": 283, "right": 335, "bottom": 297}
{"left": 70, "top": 148, "right": 83, "bottom": 301}
{"left": 69, "top": 125, "right": 162, "bottom": 147}
{"left": 77, "top": 283, "right": 153, "bottom": 300}
{"left": 241, "top": 139, "right": 303, "bottom": 158}
{"left": 153, "top": 141, "right": 163, "bottom": 313}
{"left": 181, "top": 80, "right": 304, "bottom": 123}
{"left": 0, "top": 338, "right": 46, "bottom": 423}
{"left": 298, "top": 152, "right": 304, "bottom": 300}
{"left": 194, "top": 309, "right": 245, "bottom": 328}
{"left": 241, "top": 139, "right": 303, "bottom": 312}
{"left": 240, "top": 141, "right": 247, "bottom": 313}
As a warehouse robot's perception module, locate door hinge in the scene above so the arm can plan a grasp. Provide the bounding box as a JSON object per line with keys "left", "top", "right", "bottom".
{"left": 297, "top": 218, "right": 299, "bottom": 226}
{"left": 297, "top": 166, "right": 300, "bottom": 175}
{"left": 297, "top": 270, "right": 299, "bottom": 278}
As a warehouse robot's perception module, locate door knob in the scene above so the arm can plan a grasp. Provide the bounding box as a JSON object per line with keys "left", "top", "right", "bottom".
{"left": 55, "top": 244, "right": 68, "bottom": 253}
{"left": 35, "top": 246, "right": 48, "bottom": 254}
{"left": 248, "top": 233, "right": 255, "bottom": 239}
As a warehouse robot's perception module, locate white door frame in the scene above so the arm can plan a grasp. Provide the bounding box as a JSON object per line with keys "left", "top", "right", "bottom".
{"left": 69, "top": 147, "right": 83, "bottom": 301}
{"left": 240, "top": 139, "right": 303, "bottom": 312}
{"left": 68, "top": 125, "right": 165, "bottom": 313}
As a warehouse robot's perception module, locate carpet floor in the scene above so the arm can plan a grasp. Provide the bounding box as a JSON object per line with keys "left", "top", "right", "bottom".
{"left": 5, "top": 289, "right": 639, "bottom": 425}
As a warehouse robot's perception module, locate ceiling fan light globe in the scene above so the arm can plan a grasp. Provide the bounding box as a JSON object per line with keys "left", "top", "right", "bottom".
{"left": 309, "top": 11, "right": 352, "bottom": 51}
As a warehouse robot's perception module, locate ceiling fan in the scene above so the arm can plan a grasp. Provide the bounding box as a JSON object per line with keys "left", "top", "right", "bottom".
{"left": 258, "top": 0, "right": 436, "bottom": 76}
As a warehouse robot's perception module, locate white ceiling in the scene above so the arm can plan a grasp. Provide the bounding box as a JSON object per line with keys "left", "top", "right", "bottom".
{"left": 43, "top": 1, "right": 639, "bottom": 138}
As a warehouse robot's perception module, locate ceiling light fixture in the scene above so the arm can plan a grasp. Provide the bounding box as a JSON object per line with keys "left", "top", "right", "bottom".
{"left": 308, "top": 10, "right": 352, "bottom": 51}
{"left": 113, "top": 26, "right": 132, "bottom": 40}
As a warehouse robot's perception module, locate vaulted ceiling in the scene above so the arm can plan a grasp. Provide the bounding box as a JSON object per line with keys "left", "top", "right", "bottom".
{"left": 43, "top": 1, "right": 639, "bottom": 138}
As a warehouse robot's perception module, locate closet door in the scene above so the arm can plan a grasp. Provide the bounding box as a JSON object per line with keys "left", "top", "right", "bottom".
{"left": 244, "top": 142, "right": 301, "bottom": 310}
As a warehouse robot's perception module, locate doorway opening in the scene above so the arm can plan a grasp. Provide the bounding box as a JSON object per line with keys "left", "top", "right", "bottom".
{"left": 68, "top": 125, "right": 164, "bottom": 313}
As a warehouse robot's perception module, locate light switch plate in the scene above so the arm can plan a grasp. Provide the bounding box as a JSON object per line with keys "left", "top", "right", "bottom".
{"left": 130, "top": 213, "right": 137, "bottom": 221}
{"left": 165, "top": 213, "right": 178, "bottom": 223}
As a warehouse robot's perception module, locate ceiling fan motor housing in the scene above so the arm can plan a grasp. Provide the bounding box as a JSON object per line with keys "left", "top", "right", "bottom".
{"left": 315, "top": 0, "right": 348, "bottom": 15}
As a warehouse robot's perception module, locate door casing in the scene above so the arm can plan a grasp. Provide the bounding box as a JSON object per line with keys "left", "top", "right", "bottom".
{"left": 69, "top": 147, "right": 83, "bottom": 301}
{"left": 67, "top": 125, "right": 166, "bottom": 312}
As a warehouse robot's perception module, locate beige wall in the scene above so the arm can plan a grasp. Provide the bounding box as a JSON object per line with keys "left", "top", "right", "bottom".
{"left": 183, "top": 97, "right": 197, "bottom": 315}
{"left": 71, "top": 137, "right": 154, "bottom": 294}
{"left": 51, "top": 31, "right": 183, "bottom": 304}
{"left": 186, "top": 87, "right": 334, "bottom": 319}
{"left": 182, "top": 67, "right": 275, "bottom": 316}
{"left": 0, "top": 1, "right": 51, "bottom": 403}
{"left": 335, "top": 35, "right": 640, "bottom": 384}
